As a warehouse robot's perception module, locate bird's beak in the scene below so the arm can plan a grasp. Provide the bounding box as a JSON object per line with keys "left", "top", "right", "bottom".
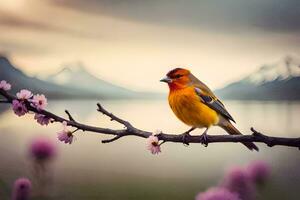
{"left": 160, "top": 76, "right": 172, "bottom": 83}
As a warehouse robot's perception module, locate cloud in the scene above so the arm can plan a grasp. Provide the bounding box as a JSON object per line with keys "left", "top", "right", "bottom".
{"left": 0, "top": 11, "right": 103, "bottom": 39}
{"left": 0, "top": 12, "right": 57, "bottom": 30}
{"left": 0, "top": 40, "right": 49, "bottom": 55}
{"left": 48, "top": 0, "right": 300, "bottom": 33}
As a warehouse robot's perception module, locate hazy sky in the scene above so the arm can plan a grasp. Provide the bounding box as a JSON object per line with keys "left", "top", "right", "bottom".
{"left": 0, "top": 0, "right": 299, "bottom": 91}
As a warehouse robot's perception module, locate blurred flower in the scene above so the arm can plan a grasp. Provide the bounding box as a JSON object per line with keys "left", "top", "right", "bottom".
{"left": 11, "top": 178, "right": 32, "bottom": 200}
{"left": 222, "top": 166, "right": 256, "bottom": 200}
{"left": 29, "top": 137, "right": 56, "bottom": 162}
{"left": 34, "top": 114, "right": 50, "bottom": 126}
{"left": 31, "top": 94, "right": 47, "bottom": 110}
{"left": 57, "top": 121, "right": 74, "bottom": 144}
{"left": 12, "top": 100, "right": 28, "bottom": 116}
{"left": 0, "top": 80, "right": 11, "bottom": 91}
{"left": 16, "top": 89, "right": 33, "bottom": 100}
{"left": 146, "top": 132, "right": 161, "bottom": 155}
{"left": 196, "top": 187, "right": 240, "bottom": 200}
{"left": 246, "top": 160, "right": 271, "bottom": 184}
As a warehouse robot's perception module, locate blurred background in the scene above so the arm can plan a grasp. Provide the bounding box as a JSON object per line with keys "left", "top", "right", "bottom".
{"left": 0, "top": 0, "right": 300, "bottom": 199}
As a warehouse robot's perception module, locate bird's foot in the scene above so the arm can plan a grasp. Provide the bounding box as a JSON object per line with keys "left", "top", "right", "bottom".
{"left": 199, "top": 131, "right": 208, "bottom": 147}
{"left": 181, "top": 132, "right": 191, "bottom": 146}
{"left": 181, "top": 127, "right": 195, "bottom": 146}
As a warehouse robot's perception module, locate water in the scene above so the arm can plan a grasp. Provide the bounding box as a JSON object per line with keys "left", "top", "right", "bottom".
{"left": 0, "top": 99, "right": 300, "bottom": 200}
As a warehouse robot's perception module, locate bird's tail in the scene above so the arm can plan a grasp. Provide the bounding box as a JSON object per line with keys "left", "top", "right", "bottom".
{"left": 220, "top": 122, "right": 259, "bottom": 151}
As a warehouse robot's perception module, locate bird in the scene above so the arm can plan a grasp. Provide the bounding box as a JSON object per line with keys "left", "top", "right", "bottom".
{"left": 160, "top": 68, "right": 259, "bottom": 151}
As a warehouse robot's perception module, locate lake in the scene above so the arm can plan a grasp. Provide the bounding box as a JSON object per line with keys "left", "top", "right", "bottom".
{"left": 0, "top": 99, "right": 300, "bottom": 200}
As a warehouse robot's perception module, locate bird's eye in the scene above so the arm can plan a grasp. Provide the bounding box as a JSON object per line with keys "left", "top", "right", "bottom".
{"left": 174, "top": 74, "right": 183, "bottom": 79}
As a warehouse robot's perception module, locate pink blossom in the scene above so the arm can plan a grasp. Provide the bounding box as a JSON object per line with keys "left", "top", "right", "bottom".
{"left": 57, "top": 121, "right": 74, "bottom": 144}
{"left": 11, "top": 178, "right": 32, "bottom": 200}
{"left": 146, "top": 132, "right": 161, "bottom": 155}
{"left": 221, "top": 167, "right": 256, "bottom": 200}
{"left": 12, "top": 100, "right": 28, "bottom": 116}
{"left": 31, "top": 94, "right": 47, "bottom": 110}
{"left": 0, "top": 80, "right": 11, "bottom": 91}
{"left": 196, "top": 187, "right": 240, "bottom": 200}
{"left": 246, "top": 160, "right": 271, "bottom": 184}
{"left": 16, "top": 89, "right": 33, "bottom": 100}
{"left": 29, "top": 137, "right": 56, "bottom": 162}
{"left": 34, "top": 113, "right": 50, "bottom": 126}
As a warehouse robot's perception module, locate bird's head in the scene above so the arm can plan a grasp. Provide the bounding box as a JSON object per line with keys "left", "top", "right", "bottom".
{"left": 160, "top": 68, "right": 191, "bottom": 90}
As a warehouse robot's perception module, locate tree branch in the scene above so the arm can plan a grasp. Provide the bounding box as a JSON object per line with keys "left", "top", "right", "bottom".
{"left": 65, "top": 110, "right": 76, "bottom": 122}
{"left": 102, "top": 134, "right": 124, "bottom": 143}
{"left": 96, "top": 103, "right": 133, "bottom": 129}
{"left": 0, "top": 99, "right": 9, "bottom": 103}
{"left": 1, "top": 89, "right": 300, "bottom": 149}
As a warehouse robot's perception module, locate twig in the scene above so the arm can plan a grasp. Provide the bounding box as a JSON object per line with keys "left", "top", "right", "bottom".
{"left": 1, "top": 89, "right": 300, "bottom": 149}
{"left": 97, "top": 103, "right": 133, "bottom": 129}
{"left": 102, "top": 134, "right": 124, "bottom": 143}
{"left": 0, "top": 99, "right": 9, "bottom": 103}
{"left": 65, "top": 110, "right": 75, "bottom": 122}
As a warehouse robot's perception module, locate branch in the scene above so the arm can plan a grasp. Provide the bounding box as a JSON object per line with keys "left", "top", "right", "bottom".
{"left": 1, "top": 89, "right": 300, "bottom": 150}
{"left": 102, "top": 134, "right": 123, "bottom": 143}
{"left": 65, "top": 110, "right": 76, "bottom": 122}
{"left": 97, "top": 103, "right": 133, "bottom": 129}
{"left": 0, "top": 99, "right": 9, "bottom": 103}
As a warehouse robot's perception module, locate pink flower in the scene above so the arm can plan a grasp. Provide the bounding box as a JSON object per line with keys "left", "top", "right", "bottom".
{"left": 16, "top": 89, "right": 33, "bottom": 100}
{"left": 246, "top": 161, "right": 271, "bottom": 184}
{"left": 34, "top": 113, "right": 50, "bottom": 126}
{"left": 12, "top": 100, "right": 28, "bottom": 116}
{"left": 196, "top": 187, "right": 240, "bottom": 200}
{"left": 221, "top": 167, "right": 256, "bottom": 200}
{"left": 146, "top": 130, "right": 161, "bottom": 155}
{"left": 0, "top": 80, "right": 11, "bottom": 91}
{"left": 57, "top": 121, "right": 74, "bottom": 144}
{"left": 29, "top": 137, "right": 57, "bottom": 162}
{"left": 11, "top": 178, "right": 32, "bottom": 200}
{"left": 31, "top": 94, "right": 47, "bottom": 110}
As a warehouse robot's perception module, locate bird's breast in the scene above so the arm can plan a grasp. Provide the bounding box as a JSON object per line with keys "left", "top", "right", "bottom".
{"left": 168, "top": 87, "right": 219, "bottom": 128}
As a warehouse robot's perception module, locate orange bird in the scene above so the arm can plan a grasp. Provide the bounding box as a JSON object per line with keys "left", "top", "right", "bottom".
{"left": 160, "top": 68, "right": 258, "bottom": 151}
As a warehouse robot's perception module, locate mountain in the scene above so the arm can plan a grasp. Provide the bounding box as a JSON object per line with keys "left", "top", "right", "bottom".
{"left": 44, "top": 62, "right": 144, "bottom": 99}
{"left": 0, "top": 56, "right": 91, "bottom": 99}
{"left": 0, "top": 56, "right": 160, "bottom": 99}
{"left": 215, "top": 56, "right": 300, "bottom": 100}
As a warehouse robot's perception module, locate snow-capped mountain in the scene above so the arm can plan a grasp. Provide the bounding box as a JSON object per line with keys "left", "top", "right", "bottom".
{"left": 0, "top": 56, "right": 160, "bottom": 99}
{"left": 45, "top": 62, "right": 142, "bottom": 99}
{"left": 46, "top": 63, "right": 87, "bottom": 85}
{"left": 0, "top": 56, "right": 87, "bottom": 99}
{"left": 244, "top": 56, "right": 300, "bottom": 85}
{"left": 215, "top": 56, "right": 300, "bottom": 100}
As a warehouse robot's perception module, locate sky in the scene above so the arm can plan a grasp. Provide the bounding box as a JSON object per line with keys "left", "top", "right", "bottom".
{"left": 0, "top": 0, "right": 299, "bottom": 92}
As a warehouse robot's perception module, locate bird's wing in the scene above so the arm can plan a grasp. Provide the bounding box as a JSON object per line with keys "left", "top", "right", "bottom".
{"left": 188, "top": 74, "right": 217, "bottom": 98}
{"left": 194, "top": 87, "right": 236, "bottom": 123}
